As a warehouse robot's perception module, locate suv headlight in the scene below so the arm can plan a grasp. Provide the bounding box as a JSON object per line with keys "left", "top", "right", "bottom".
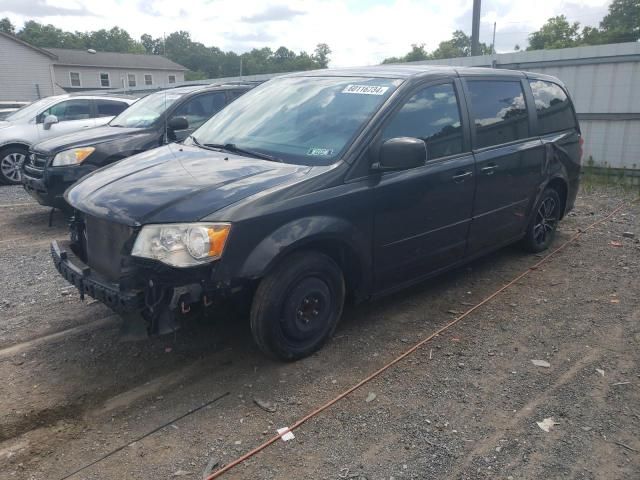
{"left": 52, "top": 147, "right": 95, "bottom": 166}
{"left": 131, "top": 223, "right": 231, "bottom": 267}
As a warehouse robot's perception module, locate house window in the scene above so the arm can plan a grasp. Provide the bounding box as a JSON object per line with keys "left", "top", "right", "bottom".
{"left": 70, "top": 72, "right": 81, "bottom": 87}
{"left": 168, "top": 75, "right": 176, "bottom": 84}
{"left": 127, "top": 73, "right": 137, "bottom": 87}
{"left": 144, "top": 74, "right": 153, "bottom": 86}
{"left": 100, "top": 73, "right": 110, "bottom": 88}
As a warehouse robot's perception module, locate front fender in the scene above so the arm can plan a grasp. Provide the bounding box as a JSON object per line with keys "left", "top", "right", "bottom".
{"left": 238, "top": 215, "right": 371, "bottom": 282}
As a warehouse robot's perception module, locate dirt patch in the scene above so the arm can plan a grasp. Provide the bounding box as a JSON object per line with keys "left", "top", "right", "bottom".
{"left": 0, "top": 185, "right": 638, "bottom": 480}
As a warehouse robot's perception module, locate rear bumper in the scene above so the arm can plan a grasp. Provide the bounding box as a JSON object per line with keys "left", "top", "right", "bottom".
{"left": 51, "top": 239, "right": 144, "bottom": 312}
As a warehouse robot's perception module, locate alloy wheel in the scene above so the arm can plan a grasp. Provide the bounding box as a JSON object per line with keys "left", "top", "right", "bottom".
{"left": 533, "top": 197, "right": 558, "bottom": 246}
{"left": 1, "top": 152, "right": 25, "bottom": 183}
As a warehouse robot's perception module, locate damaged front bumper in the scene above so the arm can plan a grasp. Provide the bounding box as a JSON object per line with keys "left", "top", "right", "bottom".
{"left": 51, "top": 240, "right": 144, "bottom": 312}
{"left": 51, "top": 238, "right": 243, "bottom": 330}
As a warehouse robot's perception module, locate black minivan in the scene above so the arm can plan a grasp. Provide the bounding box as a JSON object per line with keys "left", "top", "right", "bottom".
{"left": 22, "top": 83, "right": 254, "bottom": 210}
{"left": 51, "top": 66, "right": 581, "bottom": 360}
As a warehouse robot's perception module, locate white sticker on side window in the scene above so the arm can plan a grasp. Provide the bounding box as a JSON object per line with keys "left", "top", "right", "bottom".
{"left": 342, "top": 85, "right": 389, "bottom": 95}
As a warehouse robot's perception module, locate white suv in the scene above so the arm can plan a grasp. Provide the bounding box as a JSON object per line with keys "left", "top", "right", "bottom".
{"left": 0, "top": 94, "right": 135, "bottom": 184}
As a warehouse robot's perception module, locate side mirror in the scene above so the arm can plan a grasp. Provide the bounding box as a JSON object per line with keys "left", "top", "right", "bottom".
{"left": 374, "top": 137, "right": 427, "bottom": 171}
{"left": 167, "top": 116, "right": 188, "bottom": 131}
{"left": 43, "top": 114, "right": 58, "bottom": 130}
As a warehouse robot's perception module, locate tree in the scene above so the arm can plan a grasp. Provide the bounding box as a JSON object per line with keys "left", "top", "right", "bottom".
{"left": 431, "top": 30, "right": 491, "bottom": 58}
{"left": 10, "top": 20, "right": 327, "bottom": 79}
{"left": 381, "top": 31, "right": 490, "bottom": 64}
{"left": 141, "top": 34, "right": 162, "bottom": 55}
{"left": 0, "top": 17, "right": 15, "bottom": 35}
{"left": 599, "top": 0, "right": 640, "bottom": 43}
{"left": 405, "top": 43, "right": 430, "bottom": 61}
{"left": 527, "top": 15, "right": 582, "bottom": 50}
{"left": 313, "top": 43, "right": 331, "bottom": 68}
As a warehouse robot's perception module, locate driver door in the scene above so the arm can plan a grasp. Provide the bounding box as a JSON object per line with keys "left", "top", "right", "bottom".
{"left": 36, "top": 99, "right": 96, "bottom": 141}
{"left": 372, "top": 81, "right": 476, "bottom": 292}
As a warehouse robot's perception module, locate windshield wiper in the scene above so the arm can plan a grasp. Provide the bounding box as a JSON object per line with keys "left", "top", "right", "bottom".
{"left": 192, "top": 138, "right": 282, "bottom": 163}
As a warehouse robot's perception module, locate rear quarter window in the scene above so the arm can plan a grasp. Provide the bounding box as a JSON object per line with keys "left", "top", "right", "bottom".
{"left": 528, "top": 80, "right": 577, "bottom": 135}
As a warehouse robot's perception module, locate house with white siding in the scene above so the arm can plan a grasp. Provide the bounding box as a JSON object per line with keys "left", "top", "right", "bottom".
{"left": 0, "top": 32, "right": 187, "bottom": 102}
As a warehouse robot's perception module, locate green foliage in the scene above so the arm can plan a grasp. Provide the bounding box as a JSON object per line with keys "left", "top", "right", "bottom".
{"left": 0, "top": 17, "right": 15, "bottom": 35}
{"left": 599, "top": 0, "right": 640, "bottom": 43}
{"left": 16, "top": 21, "right": 143, "bottom": 53}
{"left": 381, "top": 32, "right": 490, "bottom": 63}
{"left": 313, "top": 43, "right": 332, "bottom": 68}
{"left": 7, "top": 20, "right": 331, "bottom": 79}
{"left": 431, "top": 30, "right": 491, "bottom": 58}
{"left": 527, "top": 15, "right": 581, "bottom": 50}
{"left": 527, "top": 1, "right": 639, "bottom": 51}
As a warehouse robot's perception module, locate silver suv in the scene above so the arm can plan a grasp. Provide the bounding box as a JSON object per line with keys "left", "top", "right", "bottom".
{"left": 0, "top": 94, "right": 135, "bottom": 184}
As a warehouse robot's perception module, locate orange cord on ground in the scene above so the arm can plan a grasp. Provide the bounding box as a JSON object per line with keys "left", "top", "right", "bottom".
{"left": 205, "top": 201, "right": 630, "bottom": 479}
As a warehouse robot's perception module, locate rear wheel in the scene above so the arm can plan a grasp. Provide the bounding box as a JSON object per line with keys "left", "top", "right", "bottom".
{"left": 522, "top": 188, "right": 561, "bottom": 252}
{"left": 0, "top": 146, "right": 27, "bottom": 185}
{"left": 250, "top": 251, "right": 345, "bottom": 361}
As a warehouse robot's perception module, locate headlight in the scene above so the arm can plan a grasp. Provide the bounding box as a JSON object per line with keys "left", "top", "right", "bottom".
{"left": 131, "top": 223, "right": 231, "bottom": 267}
{"left": 52, "top": 147, "right": 95, "bottom": 166}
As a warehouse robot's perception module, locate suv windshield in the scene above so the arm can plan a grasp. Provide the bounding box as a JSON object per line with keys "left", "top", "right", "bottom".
{"left": 110, "top": 91, "right": 184, "bottom": 128}
{"left": 190, "top": 76, "right": 401, "bottom": 165}
{"left": 4, "top": 97, "right": 57, "bottom": 122}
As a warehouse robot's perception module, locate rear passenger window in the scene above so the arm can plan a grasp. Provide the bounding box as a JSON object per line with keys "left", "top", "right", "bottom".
{"left": 96, "top": 100, "right": 128, "bottom": 117}
{"left": 467, "top": 80, "right": 529, "bottom": 149}
{"left": 529, "top": 80, "right": 576, "bottom": 135}
{"left": 382, "top": 83, "right": 463, "bottom": 160}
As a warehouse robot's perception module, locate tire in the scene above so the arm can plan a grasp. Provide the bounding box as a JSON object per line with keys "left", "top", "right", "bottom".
{"left": 0, "top": 146, "right": 28, "bottom": 185}
{"left": 521, "top": 187, "right": 562, "bottom": 253}
{"left": 250, "top": 251, "right": 345, "bottom": 361}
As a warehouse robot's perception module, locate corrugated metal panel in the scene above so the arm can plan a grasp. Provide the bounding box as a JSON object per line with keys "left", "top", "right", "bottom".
{"left": 581, "top": 120, "right": 640, "bottom": 168}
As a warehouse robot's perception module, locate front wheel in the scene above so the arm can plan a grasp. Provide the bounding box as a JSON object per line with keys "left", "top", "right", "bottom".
{"left": 250, "top": 251, "right": 345, "bottom": 361}
{"left": 522, "top": 188, "right": 561, "bottom": 253}
{"left": 0, "top": 146, "right": 28, "bottom": 185}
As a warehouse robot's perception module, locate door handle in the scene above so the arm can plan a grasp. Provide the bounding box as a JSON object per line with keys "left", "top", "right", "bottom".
{"left": 481, "top": 164, "right": 498, "bottom": 175}
{"left": 452, "top": 171, "right": 472, "bottom": 182}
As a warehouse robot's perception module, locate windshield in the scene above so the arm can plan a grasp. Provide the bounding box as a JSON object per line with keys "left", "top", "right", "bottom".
{"left": 4, "top": 98, "right": 57, "bottom": 122}
{"left": 110, "top": 90, "right": 184, "bottom": 128}
{"left": 190, "top": 76, "right": 401, "bottom": 165}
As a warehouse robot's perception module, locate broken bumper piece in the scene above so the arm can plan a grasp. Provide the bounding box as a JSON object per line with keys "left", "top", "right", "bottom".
{"left": 51, "top": 240, "right": 144, "bottom": 312}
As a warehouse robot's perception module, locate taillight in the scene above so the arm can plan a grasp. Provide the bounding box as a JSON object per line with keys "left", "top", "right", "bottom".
{"left": 578, "top": 136, "right": 584, "bottom": 163}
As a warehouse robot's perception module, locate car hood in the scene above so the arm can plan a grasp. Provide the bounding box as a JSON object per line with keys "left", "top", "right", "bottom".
{"left": 0, "top": 120, "right": 15, "bottom": 130}
{"left": 66, "top": 143, "right": 312, "bottom": 226}
{"left": 33, "top": 125, "right": 145, "bottom": 154}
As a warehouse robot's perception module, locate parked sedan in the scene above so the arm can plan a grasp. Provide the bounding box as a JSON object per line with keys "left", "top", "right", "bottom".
{"left": 0, "top": 94, "right": 135, "bottom": 184}
{"left": 22, "top": 83, "right": 253, "bottom": 210}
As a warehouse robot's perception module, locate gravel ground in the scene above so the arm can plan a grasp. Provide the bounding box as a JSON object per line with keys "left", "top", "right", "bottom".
{"left": 0, "top": 184, "right": 638, "bottom": 480}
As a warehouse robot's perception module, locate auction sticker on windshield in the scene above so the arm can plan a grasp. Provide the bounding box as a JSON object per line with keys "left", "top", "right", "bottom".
{"left": 307, "top": 147, "right": 334, "bottom": 156}
{"left": 342, "top": 85, "right": 389, "bottom": 95}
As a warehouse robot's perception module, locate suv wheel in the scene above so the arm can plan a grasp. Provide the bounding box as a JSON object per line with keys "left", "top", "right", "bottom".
{"left": 522, "top": 187, "right": 561, "bottom": 253}
{"left": 250, "top": 251, "right": 345, "bottom": 361}
{"left": 0, "top": 146, "right": 27, "bottom": 185}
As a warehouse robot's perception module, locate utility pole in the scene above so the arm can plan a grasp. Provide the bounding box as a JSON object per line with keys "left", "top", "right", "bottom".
{"left": 239, "top": 57, "right": 243, "bottom": 79}
{"left": 492, "top": 21, "right": 496, "bottom": 54}
{"left": 471, "top": 0, "right": 481, "bottom": 56}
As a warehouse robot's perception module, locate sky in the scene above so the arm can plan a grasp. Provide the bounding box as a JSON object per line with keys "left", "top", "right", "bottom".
{"left": 0, "top": 0, "right": 613, "bottom": 67}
